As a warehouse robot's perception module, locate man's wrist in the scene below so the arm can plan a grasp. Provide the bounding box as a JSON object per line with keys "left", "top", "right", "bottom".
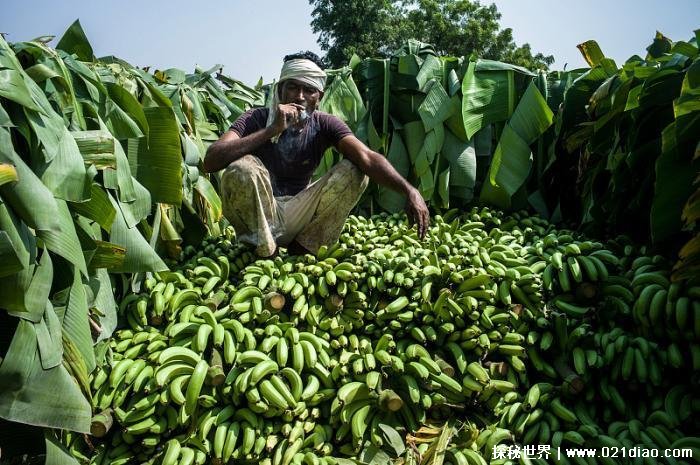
{"left": 264, "top": 125, "right": 281, "bottom": 139}
{"left": 403, "top": 183, "right": 418, "bottom": 198}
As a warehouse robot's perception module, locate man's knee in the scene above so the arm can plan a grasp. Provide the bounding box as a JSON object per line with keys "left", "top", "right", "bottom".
{"left": 333, "top": 159, "right": 369, "bottom": 189}
{"left": 223, "top": 155, "right": 262, "bottom": 182}
{"left": 221, "top": 156, "right": 270, "bottom": 196}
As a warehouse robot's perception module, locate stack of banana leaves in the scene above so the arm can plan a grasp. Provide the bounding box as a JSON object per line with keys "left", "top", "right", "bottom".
{"left": 0, "top": 19, "right": 262, "bottom": 455}
{"left": 542, "top": 34, "right": 700, "bottom": 282}
{"left": 315, "top": 39, "right": 555, "bottom": 215}
{"left": 316, "top": 32, "right": 699, "bottom": 284}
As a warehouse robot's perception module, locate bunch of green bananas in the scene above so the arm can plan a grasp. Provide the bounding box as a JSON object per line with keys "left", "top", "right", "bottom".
{"left": 73, "top": 207, "right": 699, "bottom": 465}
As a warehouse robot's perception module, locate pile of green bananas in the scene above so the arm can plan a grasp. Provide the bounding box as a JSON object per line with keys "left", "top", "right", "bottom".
{"left": 68, "top": 207, "right": 699, "bottom": 465}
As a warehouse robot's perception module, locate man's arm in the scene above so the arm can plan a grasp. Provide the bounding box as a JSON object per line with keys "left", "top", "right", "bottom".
{"left": 203, "top": 127, "right": 276, "bottom": 173}
{"left": 337, "top": 135, "right": 430, "bottom": 238}
{"left": 203, "top": 103, "right": 306, "bottom": 173}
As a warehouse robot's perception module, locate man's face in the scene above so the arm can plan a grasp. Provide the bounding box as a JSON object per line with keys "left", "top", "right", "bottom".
{"left": 279, "top": 79, "right": 323, "bottom": 112}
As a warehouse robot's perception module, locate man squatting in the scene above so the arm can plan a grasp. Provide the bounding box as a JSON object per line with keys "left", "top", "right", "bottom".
{"left": 204, "top": 52, "right": 430, "bottom": 257}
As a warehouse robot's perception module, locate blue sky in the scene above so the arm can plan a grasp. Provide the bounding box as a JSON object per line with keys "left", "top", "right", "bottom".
{"left": 2, "top": 0, "right": 697, "bottom": 85}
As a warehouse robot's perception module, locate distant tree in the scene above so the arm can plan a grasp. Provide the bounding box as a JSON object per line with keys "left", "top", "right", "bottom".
{"left": 309, "top": 0, "right": 405, "bottom": 67}
{"left": 309, "top": 0, "right": 554, "bottom": 70}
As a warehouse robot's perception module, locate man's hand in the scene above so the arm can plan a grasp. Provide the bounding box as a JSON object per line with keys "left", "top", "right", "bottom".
{"left": 272, "top": 103, "right": 306, "bottom": 135}
{"left": 405, "top": 187, "right": 430, "bottom": 239}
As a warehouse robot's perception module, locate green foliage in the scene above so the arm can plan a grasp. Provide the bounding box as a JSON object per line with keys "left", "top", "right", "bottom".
{"left": 0, "top": 20, "right": 264, "bottom": 441}
{"left": 309, "top": 0, "right": 554, "bottom": 70}
{"left": 540, "top": 32, "right": 700, "bottom": 281}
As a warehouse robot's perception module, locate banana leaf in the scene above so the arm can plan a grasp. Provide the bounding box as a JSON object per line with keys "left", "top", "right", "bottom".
{"left": 441, "top": 128, "right": 476, "bottom": 201}
{"left": 480, "top": 124, "right": 530, "bottom": 209}
{"left": 60, "top": 53, "right": 106, "bottom": 103}
{"left": 480, "top": 83, "right": 553, "bottom": 207}
{"left": 195, "top": 176, "right": 223, "bottom": 222}
{"left": 418, "top": 79, "right": 454, "bottom": 131}
{"left": 34, "top": 302, "right": 63, "bottom": 370}
{"left": 0, "top": 200, "right": 35, "bottom": 311}
{"left": 0, "top": 102, "right": 12, "bottom": 127}
{"left": 88, "top": 241, "right": 127, "bottom": 269}
{"left": 559, "top": 66, "right": 616, "bottom": 140}
{"left": 417, "top": 124, "right": 444, "bottom": 169}
{"left": 670, "top": 41, "right": 698, "bottom": 58}
{"left": 416, "top": 55, "right": 444, "bottom": 91}
{"left": 102, "top": 128, "right": 137, "bottom": 203}
{"left": 107, "top": 193, "right": 167, "bottom": 273}
{"left": 72, "top": 130, "right": 117, "bottom": 169}
{"left": 418, "top": 168, "right": 435, "bottom": 201}
{"left": 0, "top": 319, "right": 91, "bottom": 433}
{"left": 9, "top": 248, "right": 54, "bottom": 323}
{"left": 185, "top": 88, "right": 206, "bottom": 127}
{"left": 397, "top": 54, "right": 421, "bottom": 77}
{"left": 198, "top": 75, "right": 243, "bottom": 121}
{"left": 461, "top": 61, "right": 516, "bottom": 140}
{"left": 59, "top": 267, "right": 95, "bottom": 373}
{"left": 117, "top": 174, "right": 152, "bottom": 229}
{"left": 130, "top": 68, "right": 174, "bottom": 109}
{"left": 216, "top": 73, "right": 265, "bottom": 109}
{"left": 45, "top": 430, "right": 80, "bottom": 465}
{"left": 355, "top": 110, "right": 383, "bottom": 152}
{"left": 0, "top": 265, "right": 34, "bottom": 315}
{"left": 0, "top": 230, "right": 25, "bottom": 278}
{"left": 158, "top": 83, "right": 190, "bottom": 132}
{"left": 126, "top": 106, "right": 183, "bottom": 205}
{"left": 646, "top": 31, "right": 673, "bottom": 59}
{"left": 577, "top": 40, "right": 606, "bottom": 67}
{"left": 68, "top": 183, "right": 116, "bottom": 232}
{"left": 38, "top": 198, "right": 88, "bottom": 277}
{"left": 30, "top": 125, "right": 93, "bottom": 202}
{"left": 156, "top": 68, "right": 187, "bottom": 85}
{"left": 104, "top": 99, "right": 144, "bottom": 140}
{"left": 445, "top": 95, "right": 468, "bottom": 141}
{"left": 12, "top": 40, "right": 86, "bottom": 131}
{"left": 55, "top": 20, "right": 93, "bottom": 62}
{"left": 390, "top": 91, "right": 426, "bottom": 125}
{"left": 447, "top": 69, "right": 461, "bottom": 97}
{"left": 182, "top": 133, "right": 203, "bottom": 165}
{"left": 402, "top": 121, "right": 426, "bottom": 163}
{"left": 377, "top": 131, "right": 410, "bottom": 213}
{"left": 462, "top": 60, "right": 536, "bottom": 139}
{"left": 674, "top": 59, "right": 700, "bottom": 118}
{"left": 23, "top": 107, "right": 66, "bottom": 163}
{"left": 650, "top": 113, "right": 700, "bottom": 243}
{"left": 398, "top": 39, "right": 437, "bottom": 58}
{"left": 158, "top": 204, "right": 183, "bottom": 257}
{"left": 508, "top": 83, "right": 555, "bottom": 144}
{"left": 106, "top": 81, "right": 149, "bottom": 134}
{"left": 91, "top": 268, "right": 118, "bottom": 342}
{"left": 320, "top": 69, "right": 366, "bottom": 131}
{"left": 0, "top": 196, "right": 31, "bottom": 279}
{"left": 437, "top": 166, "right": 450, "bottom": 208}
{"left": 1, "top": 121, "right": 67, "bottom": 238}
{"left": 381, "top": 60, "right": 390, "bottom": 137}
{"left": 0, "top": 37, "right": 41, "bottom": 111}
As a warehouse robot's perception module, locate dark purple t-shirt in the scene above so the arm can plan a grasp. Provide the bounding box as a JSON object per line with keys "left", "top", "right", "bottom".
{"left": 229, "top": 108, "right": 353, "bottom": 196}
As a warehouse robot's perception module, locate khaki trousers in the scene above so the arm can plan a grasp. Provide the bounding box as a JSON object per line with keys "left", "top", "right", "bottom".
{"left": 221, "top": 155, "right": 369, "bottom": 256}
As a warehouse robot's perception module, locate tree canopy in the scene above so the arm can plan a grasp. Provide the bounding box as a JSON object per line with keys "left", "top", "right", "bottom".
{"left": 309, "top": 0, "right": 555, "bottom": 70}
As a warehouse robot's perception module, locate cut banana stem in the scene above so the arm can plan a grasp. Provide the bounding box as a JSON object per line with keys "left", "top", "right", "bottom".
{"left": 90, "top": 409, "right": 114, "bottom": 438}
{"left": 378, "top": 389, "right": 404, "bottom": 412}
{"left": 265, "top": 292, "right": 286, "bottom": 312}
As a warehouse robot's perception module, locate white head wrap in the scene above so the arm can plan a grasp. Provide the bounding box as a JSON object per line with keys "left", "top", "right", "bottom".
{"left": 266, "top": 58, "right": 327, "bottom": 139}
